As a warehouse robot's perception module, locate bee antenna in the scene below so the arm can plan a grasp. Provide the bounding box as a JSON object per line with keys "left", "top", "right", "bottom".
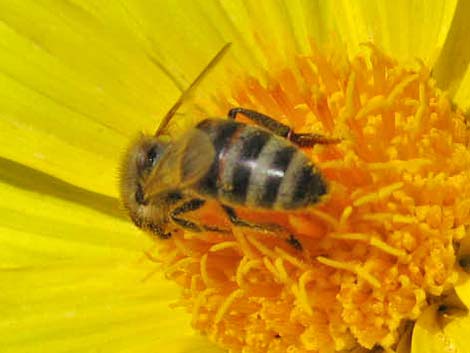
{"left": 155, "top": 42, "right": 232, "bottom": 136}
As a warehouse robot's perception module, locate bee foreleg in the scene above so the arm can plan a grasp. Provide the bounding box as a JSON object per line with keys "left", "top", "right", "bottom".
{"left": 146, "top": 222, "right": 172, "bottom": 239}
{"left": 221, "top": 204, "right": 303, "bottom": 251}
{"left": 228, "top": 107, "right": 340, "bottom": 147}
{"left": 170, "top": 198, "right": 230, "bottom": 233}
{"left": 172, "top": 198, "right": 206, "bottom": 214}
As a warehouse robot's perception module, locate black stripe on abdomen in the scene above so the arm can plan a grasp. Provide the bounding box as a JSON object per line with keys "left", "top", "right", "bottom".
{"left": 196, "top": 119, "right": 240, "bottom": 196}
{"left": 290, "top": 164, "right": 327, "bottom": 207}
{"left": 229, "top": 130, "right": 271, "bottom": 204}
{"left": 259, "top": 146, "right": 296, "bottom": 208}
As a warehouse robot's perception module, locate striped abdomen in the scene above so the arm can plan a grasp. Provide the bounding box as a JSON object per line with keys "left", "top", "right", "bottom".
{"left": 195, "top": 118, "right": 327, "bottom": 210}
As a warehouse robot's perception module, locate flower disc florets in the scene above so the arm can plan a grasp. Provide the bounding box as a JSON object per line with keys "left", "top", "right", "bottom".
{"left": 157, "top": 46, "right": 470, "bottom": 353}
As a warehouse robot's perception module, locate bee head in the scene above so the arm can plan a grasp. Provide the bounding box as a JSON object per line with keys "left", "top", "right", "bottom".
{"left": 119, "top": 134, "right": 169, "bottom": 234}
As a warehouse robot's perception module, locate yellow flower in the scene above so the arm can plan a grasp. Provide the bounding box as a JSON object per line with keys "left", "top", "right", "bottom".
{"left": 1, "top": 1, "right": 470, "bottom": 353}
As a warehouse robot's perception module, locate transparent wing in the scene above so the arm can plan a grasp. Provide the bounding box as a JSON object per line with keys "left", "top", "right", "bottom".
{"left": 144, "top": 129, "right": 215, "bottom": 197}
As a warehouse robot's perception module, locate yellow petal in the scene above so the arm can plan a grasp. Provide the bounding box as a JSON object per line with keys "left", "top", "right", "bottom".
{"left": 0, "top": 265, "right": 221, "bottom": 353}
{"left": 441, "top": 313, "right": 470, "bottom": 353}
{"left": 433, "top": 0, "right": 470, "bottom": 110}
{"left": 314, "top": 0, "right": 457, "bottom": 62}
{"left": 0, "top": 161, "right": 220, "bottom": 352}
{"left": 0, "top": 0, "right": 182, "bottom": 197}
{"left": 412, "top": 304, "right": 470, "bottom": 353}
{"left": 0, "top": 158, "right": 148, "bottom": 267}
{"left": 454, "top": 271, "right": 470, "bottom": 309}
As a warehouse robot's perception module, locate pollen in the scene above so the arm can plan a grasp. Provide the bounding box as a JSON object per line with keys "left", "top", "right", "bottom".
{"left": 154, "top": 46, "right": 470, "bottom": 352}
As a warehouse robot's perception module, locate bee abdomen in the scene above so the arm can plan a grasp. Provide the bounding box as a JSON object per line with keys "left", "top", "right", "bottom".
{"left": 219, "top": 126, "right": 271, "bottom": 204}
{"left": 196, "top": 119, "right": 241, "bottom": 197}
{"left": 196, "top": 118, "right": 327, "bottom": 210}
{"left": 245, "top": 139, "right": 295, "bottom": 208}
{"left": 245, "top": 138, "right": 326, "bottom": 209}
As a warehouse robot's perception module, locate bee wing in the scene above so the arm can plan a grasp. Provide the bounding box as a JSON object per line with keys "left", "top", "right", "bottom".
{"left": 144, "top": 129, "right": 215, "bottom": 196}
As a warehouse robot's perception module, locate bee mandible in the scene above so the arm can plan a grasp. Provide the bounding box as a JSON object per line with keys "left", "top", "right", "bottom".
{"left": 120, "top": 44, "right": 338, "bottom": 249}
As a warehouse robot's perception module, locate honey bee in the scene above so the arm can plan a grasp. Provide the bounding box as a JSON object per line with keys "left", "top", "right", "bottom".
{"left": 120, "top": 44, "right": 337, "bottom": 248}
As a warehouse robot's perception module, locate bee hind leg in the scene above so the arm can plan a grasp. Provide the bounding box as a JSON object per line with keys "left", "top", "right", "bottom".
{"left": 228, "top": 107, "right": 340, "bottom": 147}
{"left": 221, "top": 204, "right": 303, "bottom": 251}
{"left": 228, "top": 107, "right": 291, "bottom": 137}
{"left": 170, "top": 198, "right": 230, "bottom": 233}
{"left": 287, "top": 133, "right": 341, "bottom": 147}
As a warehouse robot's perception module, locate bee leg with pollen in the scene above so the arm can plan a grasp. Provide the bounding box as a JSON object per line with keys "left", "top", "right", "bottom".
{"left": 170, "top": 198, "right": 230, "bottom": 233}
{"left": 221, "top": 204, "right": 303, "bottom": 251}
{"left": 228, "top": 107, "right": 340, "bottom": 147}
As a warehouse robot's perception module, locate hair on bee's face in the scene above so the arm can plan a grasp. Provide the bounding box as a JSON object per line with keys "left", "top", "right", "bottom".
{"left": 119, "top": 43, "right": 231, "bottom": 238}
{"left": 119, "top": 134, "right": 168, "bottom": 222}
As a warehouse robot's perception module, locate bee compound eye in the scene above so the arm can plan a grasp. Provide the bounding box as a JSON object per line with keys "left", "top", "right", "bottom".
{"left": 146, "top": 146, "right": 158, "bottom": 167}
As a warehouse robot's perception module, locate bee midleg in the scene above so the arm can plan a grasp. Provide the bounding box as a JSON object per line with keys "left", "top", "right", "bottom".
{"left": 170, "top": 198, "right": 230, "bottom": 233}
{"left": 227, "top": 107, "right": 340, "bottom": 147}
{"left": 220, "top": 204, "right": 303, "bottom": 251}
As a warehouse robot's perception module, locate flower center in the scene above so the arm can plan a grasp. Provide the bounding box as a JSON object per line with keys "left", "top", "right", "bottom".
{"left": 156, "top": 46, "right": 470, "bottom": 352}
